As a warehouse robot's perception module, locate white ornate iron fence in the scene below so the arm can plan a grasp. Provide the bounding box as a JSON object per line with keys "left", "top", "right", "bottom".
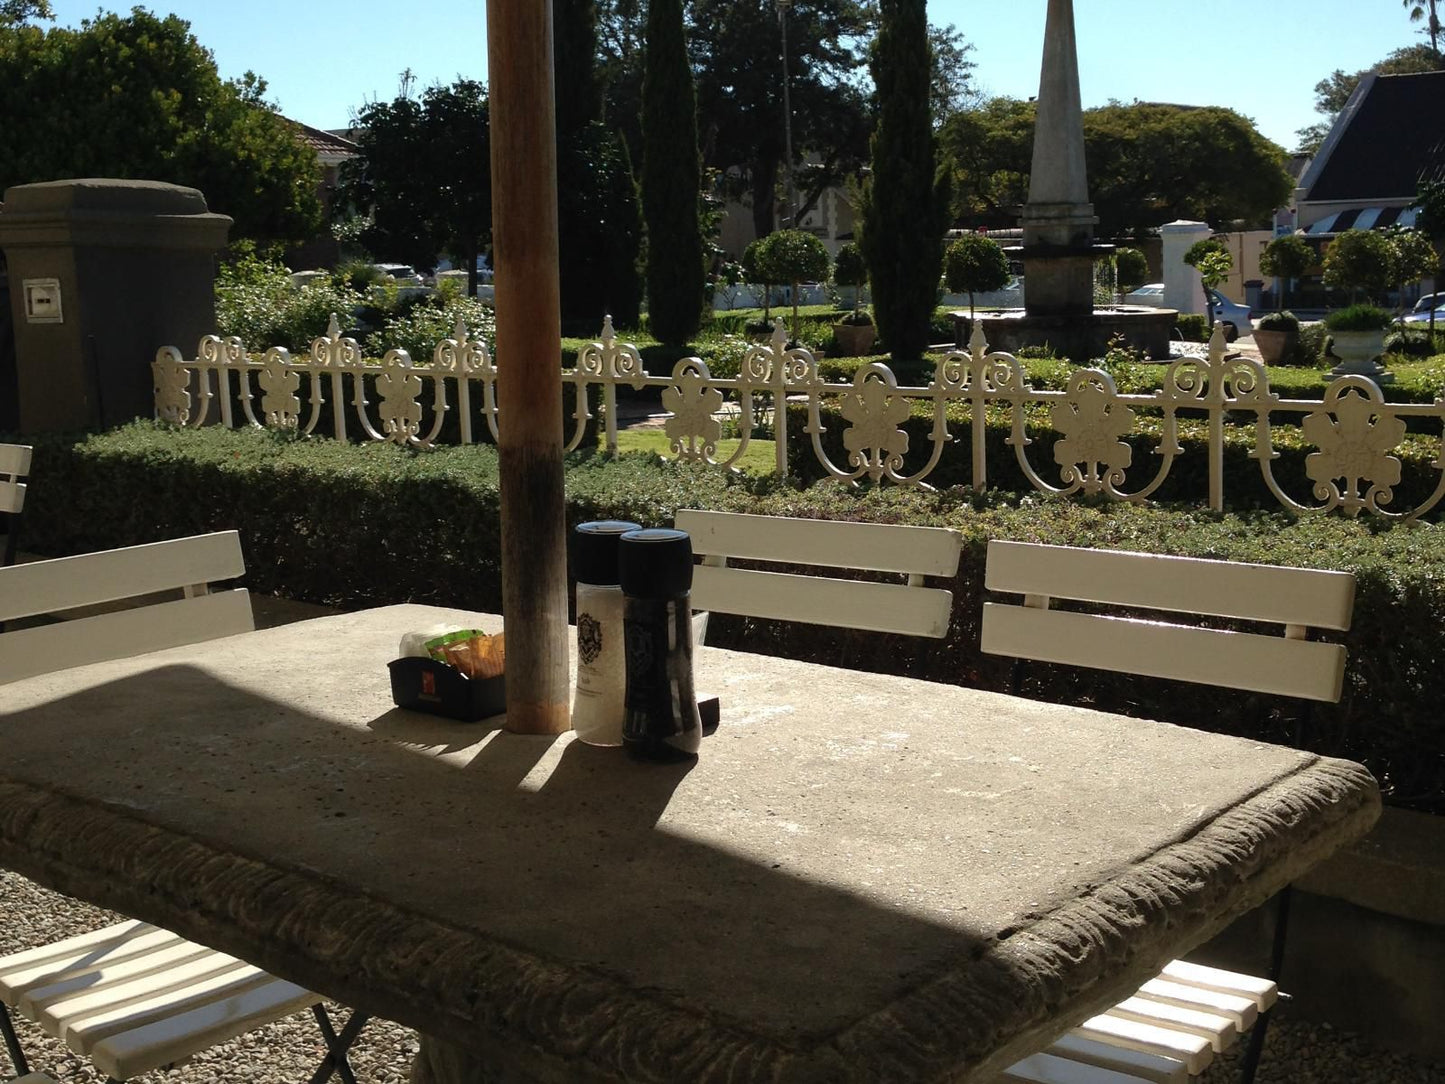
{"left": 152, "top": 314, "right": 1445, "bottom": 521}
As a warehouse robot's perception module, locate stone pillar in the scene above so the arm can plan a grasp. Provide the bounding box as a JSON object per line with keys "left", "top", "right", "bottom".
{"left": 0, "top": 179, "right": 231, "bottom": 433}
{"left": 1161, "top": 220, "right": 1210, "bottom": 316}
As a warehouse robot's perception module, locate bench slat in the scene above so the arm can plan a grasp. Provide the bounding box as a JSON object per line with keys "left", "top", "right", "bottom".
{"left": 985, "top": 540, "right": 1354, "bottom": 631}
{"left": 0, "top": 589, "right": 253, "bottom": 684}
{"left": 1106, "top": 996, "right": 1237, "bottom": 1051}
{"left": 678, "top": 510, "right": 962, "bottom": 576}
{"left": 1003, "top": 1049, "right": 1164, "bottom": 1083}
{"left": 1043, "top": 1034, "right": 1188, "bottom": 1083}
{"left": 1072, "top": 1014, "right": 1214, "bottom": 1075}
{"left": 0, "top": 443, "right": 31, "bottom": 478}
{"left": 1159, "top": 959, "right": 1277, "bottom": 1011}
{"left": 0, "top": 531, "right": 246, "bottom": 621}
{"left": 0, "top": 479, "right": 24, "bottom": 516}
{"left": 981, "top": 603, "right": 1347, "bottom": 701}
{"left": 693, "top": 564, "right": 953, "bottom": 638}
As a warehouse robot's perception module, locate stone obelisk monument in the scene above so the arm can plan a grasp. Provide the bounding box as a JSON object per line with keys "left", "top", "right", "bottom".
{"left": 1019, "top": 0, "right": 1111, "bottom": 318}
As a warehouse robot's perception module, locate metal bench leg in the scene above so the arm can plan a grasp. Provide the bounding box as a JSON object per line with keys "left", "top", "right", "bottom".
{"left": 1238, "top": 884, "right": 1293, "bottom": 1084}
{"left": 0, "top": 1000, "right": 31, "bottom": 1077}
{"left": 306, "top": 1005, "right": 370, "bottom": 1084}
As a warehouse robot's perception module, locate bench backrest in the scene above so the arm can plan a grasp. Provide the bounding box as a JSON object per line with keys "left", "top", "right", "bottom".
{"left": 0, "top": 531, "right": 253, "bottom": 684}
{"left": 0, "top": 443, "right": 29, "bottom": 518}
{"left": 979, "top": 540, "right": 1355, "bottom": 702}
{"left": 676, "top": 509, "right": 962, "bottom": 638}
{"left": 0, "top": 443, "right": 31, "bottom": 569}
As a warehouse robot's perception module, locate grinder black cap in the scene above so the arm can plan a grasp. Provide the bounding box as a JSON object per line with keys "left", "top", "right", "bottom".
{"left": 573, "top": 520, "right": 642, "bottom": 586}
{"left": 618, "top": 528, "right": 694, "bottom": 598}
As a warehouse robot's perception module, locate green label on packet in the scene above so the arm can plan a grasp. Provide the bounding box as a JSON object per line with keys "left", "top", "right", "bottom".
{"left": 423, "top": 629, "right": 487, "bottom": 663}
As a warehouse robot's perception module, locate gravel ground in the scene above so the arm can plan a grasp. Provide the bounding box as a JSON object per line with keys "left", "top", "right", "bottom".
{"left": 4, "top": 869, "right": 1443, "bottom": 1083}
{"left": 0, "top": 870, "right": 419, "bottom": 1083}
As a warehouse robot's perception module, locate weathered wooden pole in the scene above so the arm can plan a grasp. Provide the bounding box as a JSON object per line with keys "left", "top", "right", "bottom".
{"left": 488, "top": 0, "right": 571, "bottom": 735}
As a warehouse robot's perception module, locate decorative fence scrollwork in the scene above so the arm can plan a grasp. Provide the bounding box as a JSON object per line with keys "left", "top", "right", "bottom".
{"left": 153, "top": 315, "right": 1445, "bottom": 521}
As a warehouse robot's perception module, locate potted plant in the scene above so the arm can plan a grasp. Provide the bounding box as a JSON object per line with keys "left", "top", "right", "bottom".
{"left": 1253, "top": 310, "right": 1300, "bottom": 365}
{"left": 830, "top": 242, "right": 875, "bottom": 356}
{"left": 1323, "top": 303, "right": 1394, "bottom": 381}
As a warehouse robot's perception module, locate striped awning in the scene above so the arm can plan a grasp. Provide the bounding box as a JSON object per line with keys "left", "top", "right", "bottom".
{"left": 1303, "top": 206, "right": 1419, "bottom": 235}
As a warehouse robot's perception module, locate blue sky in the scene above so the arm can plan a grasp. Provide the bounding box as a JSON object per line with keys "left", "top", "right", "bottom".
{"left": 43, "top": 1, "right": 1428, "bottom": 151}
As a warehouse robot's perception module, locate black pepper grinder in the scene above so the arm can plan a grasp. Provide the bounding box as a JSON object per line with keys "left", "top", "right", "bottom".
{"left": 618, "top": 527, "right": 702, "bottom": 761}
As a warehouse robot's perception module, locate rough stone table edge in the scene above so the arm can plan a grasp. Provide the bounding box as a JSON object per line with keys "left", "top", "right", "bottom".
{"left": 0, "top": 756, "right": 1379, "bottom": 1084}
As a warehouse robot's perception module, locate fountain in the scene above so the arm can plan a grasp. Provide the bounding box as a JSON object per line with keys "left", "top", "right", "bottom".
{"left": 952, "top": 0, "right": 1176, "bottom": 361}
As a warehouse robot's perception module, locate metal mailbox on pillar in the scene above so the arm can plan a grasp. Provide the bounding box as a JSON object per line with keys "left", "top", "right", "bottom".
{"left": 0, "top": 179, "right": 231, "bottom": 433}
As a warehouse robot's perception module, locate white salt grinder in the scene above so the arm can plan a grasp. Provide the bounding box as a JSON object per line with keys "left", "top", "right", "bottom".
{"left": 570, "top": 519, "right": 641, "bottom": 745}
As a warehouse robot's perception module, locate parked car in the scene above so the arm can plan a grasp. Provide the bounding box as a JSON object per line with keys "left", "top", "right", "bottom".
{"left": 1411, "top": 292, "right": 1443, "bottom": 315}
{"left": 1402, "top": 303, "right": 1445, "bottom": 324}
{"left": 1123, "top": 284, "right": 1253, "bottom": 341}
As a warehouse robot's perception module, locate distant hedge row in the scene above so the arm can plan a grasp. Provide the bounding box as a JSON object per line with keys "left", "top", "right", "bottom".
{"left": 18, "top": 422, "right": 1445, "bottom": 813}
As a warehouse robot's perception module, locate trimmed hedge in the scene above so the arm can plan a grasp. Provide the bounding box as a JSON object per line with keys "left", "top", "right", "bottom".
{"left": 18, "top": 422, "right": 1445, "bottom": 813}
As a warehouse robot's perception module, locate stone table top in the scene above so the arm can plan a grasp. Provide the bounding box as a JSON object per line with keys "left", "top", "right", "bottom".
{"left": 0, "top": 604, "right": 1380, "bottom": 1082}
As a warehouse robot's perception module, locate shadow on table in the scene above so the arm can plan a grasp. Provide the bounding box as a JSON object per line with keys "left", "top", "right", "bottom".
{"left": 0, "top": 666, "right": 1071, "bottom": 1078}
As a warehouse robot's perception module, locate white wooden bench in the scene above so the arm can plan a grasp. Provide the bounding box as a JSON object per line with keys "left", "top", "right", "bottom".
{"left": 982, "top": 540, "right": 1355, "bottom": 1084}
{"left": 675, "top": 509, "right": 962, "bottom": 638}
{"left": 0, "top": 531, "right": 366, "bottom": 1083}
{"left": 0, "top": 443, "right": 30, "bottom": 569}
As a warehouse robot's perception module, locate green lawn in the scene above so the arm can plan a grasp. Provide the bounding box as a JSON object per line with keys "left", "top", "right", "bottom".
{"left": 614, "top": 429, "right": 777, "bottom": 476}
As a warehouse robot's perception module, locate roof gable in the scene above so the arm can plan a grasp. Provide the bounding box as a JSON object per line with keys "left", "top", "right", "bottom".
{"left": 1302, "top": 70, "right": 1445, "bottom": 203}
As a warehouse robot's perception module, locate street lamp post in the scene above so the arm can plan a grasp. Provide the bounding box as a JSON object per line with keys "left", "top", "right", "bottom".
{"left": 776, "top": 0, "right": 796, "bottom": 230}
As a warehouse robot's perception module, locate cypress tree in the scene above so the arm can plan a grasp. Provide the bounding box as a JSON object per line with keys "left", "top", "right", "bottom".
{"left": 860, "top": 0, "right": 949, "bottom": 363}
{"left": 640, "top": 0, "right": 705, "bottom": 345}
{"left": 553, "top": 0, "right": 643, "bottom": 331}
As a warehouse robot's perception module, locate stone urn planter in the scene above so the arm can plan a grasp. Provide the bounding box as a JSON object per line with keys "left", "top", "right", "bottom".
{"left": 832, "top": 320, "right": 877, "bottom": 357}
{"left": 1253, "top": 327, "right": 1296, "bottom": 365}
{"left": 1328, "top": 329, "right": 1392, "bottom": 383}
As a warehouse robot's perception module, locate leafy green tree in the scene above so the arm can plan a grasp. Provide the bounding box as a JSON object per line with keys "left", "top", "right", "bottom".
{"left": 1412, "top": 178, "right": 1445, "bottom": 331}
{"left": 1184, "top": 240, "right": 1233, "bottom": 331}
{"left": 1386, "top": 226, "right": 1439, "bottom": 313}
{"left": 831, "top": 241, "right": 869, "bottom": 320}
{"left": 758, "top": 229, "right": 828, "bottom": 340}
{"left": 741, "top": 237, "right": 774, "bottom": 324}
{"left": 640, "top": 0, "right": 705, "bottom": 345}
{"left": 0, "top": 9, "right": 320, "bottom": 244}
{"left": 1296, "top": 44, "right": 1443, "bottom": 153}
{"left": 1258, "top": 234, "right": 1315, "bottom": 311}
{"left": 942, "top": 99, "right": 1289, "bottom": 237}
{"left": 861, "top": 0, "right": 949, "bottom": 363}
{"left": 678, "top": 0, "right": 872, "bottom": 238}
{"left": 0, "top": 0, "right": 49, "bottom": 26}
{"left": 944, "top": 234, "right": 1009, "bottom": 317}
{"left": 1403, "top": 0, "right": 1441, "bottom": 56}
{"left": 338, "top": 80, "right": 491, "bottom": 294}
{"left": 1115, "top": 247, "right": 1150, "bottom": 296}
{"left": 1323, "top": 230, "right": 1397, "bottom": 302}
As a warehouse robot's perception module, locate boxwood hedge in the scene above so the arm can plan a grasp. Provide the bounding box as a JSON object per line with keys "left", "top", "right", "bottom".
{"left": 17, "top": 422, "right": 1445, "bottom": 813}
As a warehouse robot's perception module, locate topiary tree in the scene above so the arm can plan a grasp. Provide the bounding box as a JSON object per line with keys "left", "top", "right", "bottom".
{"left": 859, "top": 0, "right": 950, "bottom": 363}
{"left": 1258, "top": 234, "right": 1314, "bottom": 312}
{"left": 758, "top": 229, "right": 830, "bottom": 341}
{"left": 831, "top": 242, "right": 869, "bottom": 322}
{"left": 1115, "top": 246, "right": 1149, "bottom": 298}
{"left": 741, "top": 238, "right": 774, "bottom": 325}
{"left": 1386, "top": 226, "right": 1439, "bottom": 316}
{"left": 1184, "top": 239, "right": 1233, "bottom": 331}
{"left": 1322, "top": 230, "right": 1396, "bottom": 304}
{"left": 640, "top": 0, "right": 706, "bottom": 345}
{"left": 943, "top": 234, "right": 1010, "bottom": 318}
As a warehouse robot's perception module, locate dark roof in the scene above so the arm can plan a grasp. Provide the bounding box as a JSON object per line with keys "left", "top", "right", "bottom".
{"left": 1303, "top": 71, "right": 1445, "bottom": 202}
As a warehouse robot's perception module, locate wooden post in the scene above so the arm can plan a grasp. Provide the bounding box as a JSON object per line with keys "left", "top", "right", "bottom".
{"left": 488, "top": 0, "right": 571, "bottom": 734}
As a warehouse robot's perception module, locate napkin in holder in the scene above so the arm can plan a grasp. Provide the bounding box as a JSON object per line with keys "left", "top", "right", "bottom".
{"left": 389, "top": 629, "right": 507, "bottom": 722}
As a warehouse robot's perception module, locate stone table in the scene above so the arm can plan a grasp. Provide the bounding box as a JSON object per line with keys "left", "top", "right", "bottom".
{"left": 0, "top": 605, "right": 1380, "bottom": 1082}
